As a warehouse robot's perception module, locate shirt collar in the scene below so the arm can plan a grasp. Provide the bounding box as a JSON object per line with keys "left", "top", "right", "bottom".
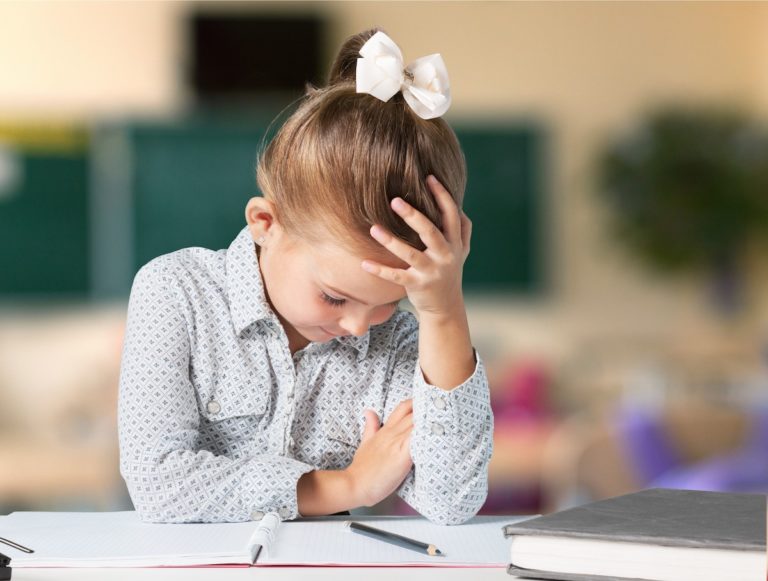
{"left": 225, "top": 226, "right": 372, "bottom": 360}
{"left": 226, "top": 226, "right": 273, "bottom": 335}
{"left": 334, "top": 333, "right": 370, "bottom": 361}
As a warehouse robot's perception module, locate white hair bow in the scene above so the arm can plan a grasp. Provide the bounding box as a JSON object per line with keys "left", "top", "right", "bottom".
{"left": 355, "top": 31, "right": 451, "bottom": 120}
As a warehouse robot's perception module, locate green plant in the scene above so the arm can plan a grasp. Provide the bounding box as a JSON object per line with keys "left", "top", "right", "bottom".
{"left": 597, "top": 109, "right": 768, "bottom": 276}
{"left": 597, "top": 109, "right": 768, "bottom": 311}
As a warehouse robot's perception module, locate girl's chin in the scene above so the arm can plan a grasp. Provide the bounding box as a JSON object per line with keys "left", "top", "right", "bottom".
{"left": 295, "top": 325, "right": 337, "bottom": 342}
{"left": 317, "top": 326, "right": 339, "bottom": 339}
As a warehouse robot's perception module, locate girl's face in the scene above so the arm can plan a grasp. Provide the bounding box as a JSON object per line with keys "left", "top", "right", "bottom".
{"left": 256, "top": 225, "right": 408, "bottom": 347}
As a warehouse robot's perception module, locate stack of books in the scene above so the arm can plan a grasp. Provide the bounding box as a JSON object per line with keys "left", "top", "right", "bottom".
{"left": 503, "top": 488, "right": 766, "bottom": 581}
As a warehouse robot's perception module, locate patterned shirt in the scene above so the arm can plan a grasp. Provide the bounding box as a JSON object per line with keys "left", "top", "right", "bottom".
{"left": 118, "top": 226, "right": 493, "bottom": 525}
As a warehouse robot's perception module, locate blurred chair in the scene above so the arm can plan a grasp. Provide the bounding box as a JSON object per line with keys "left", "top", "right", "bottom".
{"left": 484, "top": 360, "right": 557, "bottom": 514}
{"left": 633, "top": 404, "right": 768, "bottom": 492}
{"left": 539, "top": 400, "right": 759, "bottom": 512}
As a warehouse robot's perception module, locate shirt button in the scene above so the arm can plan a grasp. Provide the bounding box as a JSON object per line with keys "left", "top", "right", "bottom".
{"left": 431, "top": 422, "right": 445, "bottom": 436}
{"left": 250, "top": 510, "right": 265, "bottom": 521}
{"left": 207, "top": 400, "right": 221, "bottom": 414}
{"left": 278, "top": 507, "right": 291, "bottom": 519}
{"left": 433, "top": 396, "right": 447, "bottom": 410}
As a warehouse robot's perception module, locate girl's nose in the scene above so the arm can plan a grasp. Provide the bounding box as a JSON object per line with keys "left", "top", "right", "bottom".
{"left": 339, "top": 311, "right": 371, "bottom": 337}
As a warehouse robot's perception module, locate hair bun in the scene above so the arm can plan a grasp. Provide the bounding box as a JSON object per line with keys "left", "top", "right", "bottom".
{"left": 327, "top": 27, "right": 384, "bottom": 86}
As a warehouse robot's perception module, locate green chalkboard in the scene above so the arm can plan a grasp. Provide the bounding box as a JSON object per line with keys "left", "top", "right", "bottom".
{"left": 1, "top": 118, "right": 543, "bottom": 299}
{"left": 459, "top": 126, "right": 544, "bottom": 292}
{"left": 0, "top": 146, "right": 89, "bottom": 298}
{"left": 130, "top": 121, "right": 267, "bottom": 268}
{"left": 116, "top": 117, "right": 544, "bottom": 295}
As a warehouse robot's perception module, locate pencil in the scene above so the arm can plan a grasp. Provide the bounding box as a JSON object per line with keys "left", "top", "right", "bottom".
{"left": 345, "top": 521, "right": 443, "bottom": 556}
{"left": 0, "top": 536, "right": 34, "bottom": 553}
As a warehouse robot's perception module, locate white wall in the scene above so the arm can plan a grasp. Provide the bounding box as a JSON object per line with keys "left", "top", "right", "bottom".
{"left": 0, "top": 1, "right": 182, "bottom": 117}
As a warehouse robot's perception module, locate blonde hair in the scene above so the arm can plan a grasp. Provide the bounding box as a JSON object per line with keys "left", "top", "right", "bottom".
{"left": 256, "top": 28, "right": 467, "bottom": 254}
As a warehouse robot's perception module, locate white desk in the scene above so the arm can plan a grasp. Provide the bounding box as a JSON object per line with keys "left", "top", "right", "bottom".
{"left": 11, "top": 567, "right": 511, "bottom": 580}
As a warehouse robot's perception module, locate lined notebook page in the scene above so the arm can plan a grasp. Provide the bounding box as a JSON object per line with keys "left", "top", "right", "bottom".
{"left": 0, "top": 512, "right": 261, "bottom": 567}
{"left": 260, "top": 515, "right": 520, "bottom": 567}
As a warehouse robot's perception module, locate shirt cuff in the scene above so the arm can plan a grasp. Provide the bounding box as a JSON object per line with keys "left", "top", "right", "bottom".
{"left": 412, "top": 351, "right": 490, "bottom": 438}
{"left": 237, "top": 456, "right": 314, "bottom": 522}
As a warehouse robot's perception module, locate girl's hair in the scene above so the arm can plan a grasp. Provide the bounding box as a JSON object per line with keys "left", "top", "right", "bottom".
{"left": 256, "top": 27, "right": 467, "bottom": 254}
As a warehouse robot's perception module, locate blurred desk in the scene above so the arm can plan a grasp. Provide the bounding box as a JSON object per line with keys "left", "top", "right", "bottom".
{"left": 12, "top": 567, "right": 509, "bottom": 580}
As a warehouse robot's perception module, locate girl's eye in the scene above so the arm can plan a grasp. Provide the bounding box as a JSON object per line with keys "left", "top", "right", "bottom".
{"left": 321, "top": 292, "right": 346, "bottom": 307}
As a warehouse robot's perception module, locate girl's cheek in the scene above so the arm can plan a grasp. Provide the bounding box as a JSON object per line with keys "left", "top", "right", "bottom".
{"left": 371, "top": 305, "right": 397, "bottom": 325}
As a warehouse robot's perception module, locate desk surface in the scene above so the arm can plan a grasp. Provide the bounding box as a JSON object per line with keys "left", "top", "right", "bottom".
{"left": 11, "top": 566, "right": 511, "bottom": 580}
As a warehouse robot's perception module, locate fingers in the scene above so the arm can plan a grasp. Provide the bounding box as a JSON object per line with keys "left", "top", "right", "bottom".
{"left": 386, "top": 399, "right": 413, "bottom": 424}
{"left": 369, "top": 225, "right": 428, "bottom": 270}
{"left": 427, "top": 175, "right": 462, "bottom": 246}
{"left": 390, "top": 197, "right": 450, "bottom": 253}
{"left": 361, "top": 258, "right": 409, "bottom": 286}
{"left": 385, "top": 400, "right": 414, "bottom": 440}
{"left": 363, "top": 176, "right": 465, "bottom": 283}
{"left": 371, "top": 176, "right": 460, "bottom": 255}
{"left": 392, "top": 412, "right": 414, "bottom": 439}
{"left": 361, "top": 408, "right": 381, "bottom": 442}
{"left": 460, "top": 211, "right": 472, "bottom": 258}
{"left": 400, "top": 432, "right": 413, "bottom": 455}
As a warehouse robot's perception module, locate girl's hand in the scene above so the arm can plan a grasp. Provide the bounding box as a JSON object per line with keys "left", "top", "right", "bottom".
{"left": 345, "top": 399, "right": 414, "bottom": 507}
{"left": 362, "top": 175, "right": 471, "bottom": 318}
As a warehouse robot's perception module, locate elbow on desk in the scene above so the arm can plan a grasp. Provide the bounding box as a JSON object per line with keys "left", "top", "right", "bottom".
{"left": 416, "top": 485, "right": 488, "bottom": 526}
{"left": 119, "top": 461, "right": 210, "bottom": 524}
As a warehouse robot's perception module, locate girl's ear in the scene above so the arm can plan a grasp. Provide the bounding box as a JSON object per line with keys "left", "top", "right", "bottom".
{"left": 245, "top": 196, "right": 281, "bottom": 243}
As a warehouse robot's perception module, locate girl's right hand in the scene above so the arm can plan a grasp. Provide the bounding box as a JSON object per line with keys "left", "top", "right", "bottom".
{"left": 345, "top": 399, "right": 414, "bottom": 507}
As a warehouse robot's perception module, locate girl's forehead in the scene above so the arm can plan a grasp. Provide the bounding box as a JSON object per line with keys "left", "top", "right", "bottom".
{"left": 301, "top": 236, "right": 405, "bottom": 269}
{"left": 302, "top": 238, "right": 364, "bottom": 266}
{"left": 302, "top": 240, "right": 407, "bottom": 302}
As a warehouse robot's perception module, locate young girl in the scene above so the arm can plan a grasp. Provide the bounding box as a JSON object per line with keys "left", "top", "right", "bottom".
{"left": 118, "top": 28, "right": 493, "bottom": 526}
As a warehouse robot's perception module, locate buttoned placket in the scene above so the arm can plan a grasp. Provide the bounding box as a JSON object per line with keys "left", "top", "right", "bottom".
{"left": 266, "top": 317, "right": 299, "bottom": 457}
{"left": 283, "top": 350, "right": 301, "bottom": 455}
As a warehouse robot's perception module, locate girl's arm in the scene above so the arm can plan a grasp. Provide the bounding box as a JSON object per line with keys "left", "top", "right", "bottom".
{"left": 362, "top": 175, "right": 477, "bottom": 391}
{"left": 385, "top": 314, "right": 492, "bottom": 525}
{"left": 361, "top": 177, "right": 493, "bottom": 524}
{"left": 417, "top": 307, "right": 475, "bottom": 390}
{"left": 297, "top": 399, "right": 414, "bottom": 514}
{"left": 297, "top": 313, "right": 492, "bottom": 523}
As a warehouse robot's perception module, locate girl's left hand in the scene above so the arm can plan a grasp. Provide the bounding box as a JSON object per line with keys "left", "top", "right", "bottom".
{"left": 362, "top": 175, "right": 472, "bottom": 318}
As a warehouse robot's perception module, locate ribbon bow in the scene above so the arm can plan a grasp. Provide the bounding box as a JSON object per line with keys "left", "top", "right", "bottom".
{"left": 355, "top": 31, "right": 451, "bottom": 120}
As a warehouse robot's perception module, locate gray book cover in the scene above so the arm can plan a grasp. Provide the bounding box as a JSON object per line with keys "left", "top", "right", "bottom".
{"left": 504, "top": 488, "right": 766, "bottom": 580}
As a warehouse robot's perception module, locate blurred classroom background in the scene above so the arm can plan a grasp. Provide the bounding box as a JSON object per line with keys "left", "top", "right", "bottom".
{"left": 2, "top": 1, "right": 768, "bottom": 517}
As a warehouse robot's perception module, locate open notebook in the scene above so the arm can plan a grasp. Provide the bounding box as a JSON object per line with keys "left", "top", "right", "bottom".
{"left": 0, "top": 512, "right": 520, "bottom": 568}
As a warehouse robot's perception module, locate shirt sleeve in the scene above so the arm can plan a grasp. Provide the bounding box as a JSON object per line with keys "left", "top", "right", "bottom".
{"left": 118, "top": 260, "right": 313, "bottom": 523}
{"left": 382, "top": 313, "right": 493, "bottom": 525}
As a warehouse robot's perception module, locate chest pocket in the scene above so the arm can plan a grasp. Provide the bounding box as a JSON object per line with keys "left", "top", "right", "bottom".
{"left": 199, "top": 367, "right": 272, "bottom": 426}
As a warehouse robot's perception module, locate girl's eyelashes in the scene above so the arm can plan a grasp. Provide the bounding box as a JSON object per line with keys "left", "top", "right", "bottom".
{"left": 321, "top": 290, "right": 400, "bottom": 310}
{"left": 321, "top": 291, "right": 346, "bottom": 307}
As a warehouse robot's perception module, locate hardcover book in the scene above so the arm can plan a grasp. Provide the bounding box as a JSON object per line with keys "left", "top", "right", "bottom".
{"left": 503, "top": 488, "right": 766, "bottom": 581}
